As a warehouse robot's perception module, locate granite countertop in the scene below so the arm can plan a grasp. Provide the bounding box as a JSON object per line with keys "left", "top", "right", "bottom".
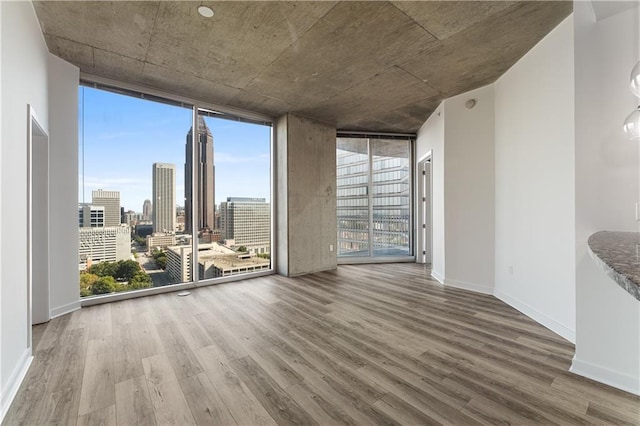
{"left": 587, "top": 231, "right": 640, "bottom": 302}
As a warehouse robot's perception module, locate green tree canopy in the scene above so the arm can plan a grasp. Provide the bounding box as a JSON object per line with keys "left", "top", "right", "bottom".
{"left": 92, "top": 276, "right": 116, "bottom": 295}
{"left": 79, "top": 272, "right": 99, "bottom": 297}
{"left": 129, "top": 272, "right": 152, "bottom": 289}
{"left": 116, "top": 260, "right": 140, "bottom": 281}
{"left": 236, "top": 246, "right": 248, "bottom": 253}
{"left": 88, "top": 261, "right": 118, "bottom": 278}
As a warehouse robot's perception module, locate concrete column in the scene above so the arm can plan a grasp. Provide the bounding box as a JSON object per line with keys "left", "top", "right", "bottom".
{"left": 276, "top": 113, "right": 337, "bottom": 277}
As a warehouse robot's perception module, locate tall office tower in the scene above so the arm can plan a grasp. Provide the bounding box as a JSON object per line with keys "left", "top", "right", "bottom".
{"left": 219, "top": 197, "right": 270, "bottom": 254}
{"left": 185, "top": 117, "right": 215, "bottom": 233}
{"left": 142, "top": 199, "right": 152, "bottom": 221}
{"left": 152, "top": 163, "right": 176, "bottom": 233}
{"left": 91, "top": 189, "right": 120, "bottom": 227}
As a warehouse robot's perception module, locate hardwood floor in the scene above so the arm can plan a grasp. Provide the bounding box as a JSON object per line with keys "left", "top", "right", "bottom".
{"left": 4, "top": 263, "right": 639, "bottom": 425}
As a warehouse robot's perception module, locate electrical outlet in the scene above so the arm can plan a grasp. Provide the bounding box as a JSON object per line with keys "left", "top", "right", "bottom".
{"left": 508, "top": 266, "right": 514, "bottom": 275}
{"left": 329, "top": 244, "right": 334, "bottom": 252}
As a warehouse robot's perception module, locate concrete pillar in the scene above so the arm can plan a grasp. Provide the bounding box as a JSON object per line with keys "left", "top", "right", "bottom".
{"left": 276, "top": 113, "right": 337, "bottom": 276}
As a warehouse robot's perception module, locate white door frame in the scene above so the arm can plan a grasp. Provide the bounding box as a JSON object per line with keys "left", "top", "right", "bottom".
{"left": 27, "top": 104, "right": 50, "bottom": 350}
{"left": 417, "top": 151, "right": 432, "bottom": 264}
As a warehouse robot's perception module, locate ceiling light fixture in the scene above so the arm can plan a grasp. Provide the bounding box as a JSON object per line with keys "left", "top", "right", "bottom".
{"left": 623, "top": 60, "right": 640, "bottom": 141}
{"left": 197, "top": 5, "right": 214, "bottom": 18}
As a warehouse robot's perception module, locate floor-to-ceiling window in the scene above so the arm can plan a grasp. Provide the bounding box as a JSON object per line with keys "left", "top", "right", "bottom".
{"left": 337, "top": 136, "right": 412, "bottom": 261}
{"left": 78, "top": 83, "right": 272, "bottom": 299}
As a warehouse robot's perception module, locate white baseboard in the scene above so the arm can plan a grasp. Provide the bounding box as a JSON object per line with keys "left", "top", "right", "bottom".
{"left": 571, "top": 356, "right": 639, "bottom": 396}
{"left": 444, "top": 278, "right": 493, "bottom": 295}
{"left": 0, "top": 348, "right": 33, "bottom": 424}
{"left": 431, "top": 269, "right": 444, "bottom": 284}
{"left": 494, "top": 289, "right": 575, "bottom": 343}
{"left": 50, "top": 300, "right": 81, "bottom": 319}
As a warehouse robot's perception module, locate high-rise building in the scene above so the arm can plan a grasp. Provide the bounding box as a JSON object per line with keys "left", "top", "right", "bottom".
{"left": 152, "top": 163, "right": 176, "bottom": 233}
{"left": 219, "top": 197, "right": 270, "bottom": 254}
{"left": 78, "top": 204, "right": 105, "bottom": 228}
{"left": 185, "top": 117, "right": 215, "bottom": 233}
{"left": 142, "top": 199, "right": 152, "bottom": 221}
{"left": 91, "top": 189, "right": 120, "bottom": 226}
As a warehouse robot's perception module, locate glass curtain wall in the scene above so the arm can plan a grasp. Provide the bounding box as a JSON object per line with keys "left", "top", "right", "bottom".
{"left": 194, "top": 110, "right": 272, "bottom": 282}
{"left": 78, "top": 85, "right": 272, "bottom": 298}
{"left": 337, "top": 137, "right": 412, "bottom": 259}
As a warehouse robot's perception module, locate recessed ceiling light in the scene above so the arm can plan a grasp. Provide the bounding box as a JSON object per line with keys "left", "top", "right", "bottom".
{"left": 198, "top": 5, "right": 214, "bottom": 18}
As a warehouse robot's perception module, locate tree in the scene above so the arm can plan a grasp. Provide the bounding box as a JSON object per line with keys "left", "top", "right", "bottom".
{"left": 154, "top": 254, "right": 167, "bottom": 270}
{"left": 129, "top": 272, "right": 152, "bottom": 289}
{"left": 91, "top": 276, "right": 116, "bottom": 295}
{"left": 88, "top": 261, "right": 118, "bottom": 278}
{"left": 116, "top": 260, "right": 140, "bottom": 281}
{"left": 79, "top": 272, "right": 98, "bottom": 297}
{"left": 134, "top": 235, "right": 147, "bottom": 247}
{"left": 236, "top": 246, "right": 247, "bottom": 253}
{"left": 151, "top": 249, "right": 167, "bottom": 270}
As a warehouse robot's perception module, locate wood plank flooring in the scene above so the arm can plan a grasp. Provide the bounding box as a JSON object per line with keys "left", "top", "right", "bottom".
{"left": 4, "top": 263, "right": 639, "bottom": 425}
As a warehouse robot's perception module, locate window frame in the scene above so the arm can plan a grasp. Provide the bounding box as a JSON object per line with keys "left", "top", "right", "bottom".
{"left": 79, "top": 74, "right": 276, "bottom": 306}
{"left": 336, "top": 133, "right": 416, "bottom": 264}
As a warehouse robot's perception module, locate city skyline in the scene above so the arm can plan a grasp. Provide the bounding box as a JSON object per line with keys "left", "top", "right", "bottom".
{"left": 79, "top": 86, "right": 271, "bottom": 212}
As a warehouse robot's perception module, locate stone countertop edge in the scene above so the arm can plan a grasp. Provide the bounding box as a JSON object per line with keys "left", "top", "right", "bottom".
{"left": 587, "top": 231, "right": 640, "bottom": 302}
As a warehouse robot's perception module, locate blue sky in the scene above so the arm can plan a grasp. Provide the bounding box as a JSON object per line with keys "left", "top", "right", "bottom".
{"left": 79, "top": 87, "right": 271, "bottom": 212}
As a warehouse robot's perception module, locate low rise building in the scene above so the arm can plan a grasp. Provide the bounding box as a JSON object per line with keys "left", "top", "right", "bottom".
{"left": 79, "top": 225, "right": 131, "bottom": 270}
{"left": 165, "top": 242, "right": 268, "bottom": 282}
{"left": 146, "top": 233, "right": 177, "bottom": 251}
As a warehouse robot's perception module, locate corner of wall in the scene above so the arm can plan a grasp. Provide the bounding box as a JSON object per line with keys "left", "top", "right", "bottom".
{"left": 570, "top": 356, "right": 639, "bottom": 396}
{"left": 275, "top": 114, "right": 289, "bottom": 276}
{"left": 0, "top": 349, "right": 32, "bottom": 424}
{"left": 47, "top": 53, "right": 80, "bottom": 319}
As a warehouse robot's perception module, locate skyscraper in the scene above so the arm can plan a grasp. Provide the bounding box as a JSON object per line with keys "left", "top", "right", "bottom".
{"left": 91, "top": 189, "right": 120, "bottom": 227}
{"left": 152, "top": 163, "right": 176, "bottom": 233}
{"left": 142, "top": 199, "right": 152, "bottom": 221}
{"left": 219, "top": 197, "right": 270, "bottom": 254}
{"left": 185, "top": 117, "right": 214, "bottom": 233}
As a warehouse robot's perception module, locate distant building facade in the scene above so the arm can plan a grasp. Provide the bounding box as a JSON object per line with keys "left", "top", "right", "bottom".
{"left": 199, "top": 254, "right": 270, "bottom": 279}
{"left": 146, "top": 233, "right": 177, "bottom": 251}
{"left": 219, "top": 197, "right": 270, "bottom": 254}
{"left": 185, "top": 117, "right": 215, "bottom": 233}
{"left": 166, "top": 242, "right": 268, "bottom": 282}
{"left": 91, "top": 189, "right": 120, "bottom": 227}
{"left": 152, "top": 163, "right": 176, "bottom": 233}
{"left": 78, "top": 204, "right": 105, "bottom": 228}
{"left": 142, "top": 199, "right": 152, "bottom": 221}
{"left": 134, "top": 223, "right": 153, "bottom": 237}
{"left": 79, "top": 226, "right": 131, "bottom": 270}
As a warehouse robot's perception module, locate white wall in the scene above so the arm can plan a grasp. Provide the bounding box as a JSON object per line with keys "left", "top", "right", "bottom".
{"left": 0, "top": 1, "right": 50, "bottom": 420}
{"left": 443, "top": 86, "right": 495, "bottom": 293}
{"left": 415, "top": 85, "right": 495, "bottom": 293}
{"left": 48, "top": 54, "right": 80, "bottom": 318}
{"left": 573, "top": 1, "right": 640, "bottom": 395}
{"left": 0, "top": 1, "right": 3, "bottom": 418}
{"left": 494, "top": 15, "right": 576, "bottom": 343}
{"left": 416, "top": 104, "right": 445, "bottom": 282}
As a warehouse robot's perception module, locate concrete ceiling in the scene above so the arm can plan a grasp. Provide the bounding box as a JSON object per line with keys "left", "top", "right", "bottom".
{"left": 34, "top": 1, "right": 572, "bottom": 133}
